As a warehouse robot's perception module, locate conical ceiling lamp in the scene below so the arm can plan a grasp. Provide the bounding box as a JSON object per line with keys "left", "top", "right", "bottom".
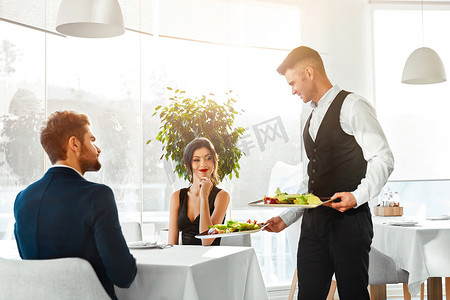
{"left": 401, "top": 0, "right": 446, "bottom": 84}
{"left": 56, "top": 0, "right": 125, "bottom": 38}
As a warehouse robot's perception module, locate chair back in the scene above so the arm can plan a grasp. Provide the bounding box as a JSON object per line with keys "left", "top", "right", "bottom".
{"left": 121, "top": 221, "right": 142, "bottom": 243}
{"left": 0, "top": 257, "right": 110, "bottom": 300}
{"left": 220, "top": 234, "right": 252, "bottom": 247}
{"left": 368, "top": 247, "right": 409, "bottom": 285}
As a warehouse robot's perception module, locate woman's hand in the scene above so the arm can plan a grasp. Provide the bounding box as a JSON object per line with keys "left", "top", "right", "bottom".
{"left": 199, "top": 176, "right": 213, "bottom": 199}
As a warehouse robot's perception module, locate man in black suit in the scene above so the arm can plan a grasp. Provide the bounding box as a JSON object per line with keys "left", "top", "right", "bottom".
{"left": 264, "top": 46, "right": 394, "bottom": 299}
{"left": 14, "top": 110, "right": 137, "bottom": 299}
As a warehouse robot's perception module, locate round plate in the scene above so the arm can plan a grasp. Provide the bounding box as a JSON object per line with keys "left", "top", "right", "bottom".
{"left": 195, "top": 228, "right": 262, "bottom": 239}
{"left": 386, "top": 221, "right": 418, "bottom": 227}
{"left": 127, "top": 241, "right": 158, "bottom": 249}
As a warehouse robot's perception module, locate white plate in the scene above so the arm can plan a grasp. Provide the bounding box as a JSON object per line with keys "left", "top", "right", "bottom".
{"left": 127, "top": 241, "right": 158, "bottom": 249}
{"left": 386, "top": 221, "right": 418, "bottom": 227}
{"left": 426, "top": 214, "right": 450, "bottom": 220}
{"left": 195, "top": 228, "right": 262, "bottom": 239}
{"left": 248, "top": 198, "right": 334, "bottom": 208}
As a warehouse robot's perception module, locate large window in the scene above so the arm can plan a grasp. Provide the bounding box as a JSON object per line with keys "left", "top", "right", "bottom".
{"left": 0, "top": 21, "right": 45, "bottom": 240}
{"left": 46, "top": 32, "right": 142, "bottom": 218}
{"left": 373, "top": 2, "right": 450, "bottom": 180}
{"left": 372, "top": 2, "right": 450, "bottom": 218}
{"left": 0, "top": 0, "right": 302, "bottom": 287}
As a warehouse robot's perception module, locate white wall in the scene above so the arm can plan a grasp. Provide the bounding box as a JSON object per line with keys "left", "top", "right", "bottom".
{"left": 298, "top": 0, "right": 374, "bottom": 101}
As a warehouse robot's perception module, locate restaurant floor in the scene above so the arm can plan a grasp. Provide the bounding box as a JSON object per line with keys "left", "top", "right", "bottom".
{"left": 387, "top": 297, "right": 447, "bottom": 299}
{"left": 330, "top": 296, "right": 447, "bottom": 299}
{"left": 329, "top": 295, "right": 447, "bottom": 299}
{"left": 327, "top": 294, "right": 447, "bottom": 299}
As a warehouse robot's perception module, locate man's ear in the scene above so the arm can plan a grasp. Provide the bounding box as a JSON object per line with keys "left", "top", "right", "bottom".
{"left": 67, "top": 136, "right": 82, "bottom": 154}
{"left": 305, "top": 66, "right": 314, "bottom": 80}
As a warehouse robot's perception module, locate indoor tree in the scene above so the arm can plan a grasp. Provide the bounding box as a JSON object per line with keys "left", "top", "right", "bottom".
{"left": 149, "top": 87, "right": 245, "bottom": 183}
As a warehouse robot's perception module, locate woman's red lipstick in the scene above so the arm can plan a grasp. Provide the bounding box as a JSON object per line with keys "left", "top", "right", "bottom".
{"left": 199, "top": 169, "right": 208, "bottom": 172}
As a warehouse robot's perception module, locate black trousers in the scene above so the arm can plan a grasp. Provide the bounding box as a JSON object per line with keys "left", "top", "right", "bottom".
{"left": 297, "top": 203, "right": 373, "bottom": 300}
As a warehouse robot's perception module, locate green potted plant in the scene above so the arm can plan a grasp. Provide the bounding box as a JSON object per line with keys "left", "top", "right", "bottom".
{"left": 149, "top": 87, "right": 245, "bottom": 183}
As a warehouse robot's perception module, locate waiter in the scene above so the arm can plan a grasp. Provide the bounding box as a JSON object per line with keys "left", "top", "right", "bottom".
{"left": 264, "top": 46, "right": 394, "bottom": 300}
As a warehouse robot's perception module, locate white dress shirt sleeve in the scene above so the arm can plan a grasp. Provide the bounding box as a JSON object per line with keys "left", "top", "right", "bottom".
{"left": 279, "top": 207, "right": 305, "bottom": 227}
{"left": 341, "top": 94, "right": 394, "bottom": 207}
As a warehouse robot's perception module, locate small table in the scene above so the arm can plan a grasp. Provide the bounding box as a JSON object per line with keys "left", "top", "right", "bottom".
{"left": 115, "top": 245, "right": 268, "bottom": 300}
{"left": 0, "top": 240, "right": 268, "bottom": 300}
{"left": 372, "top": 217, "right": 450, "bottom": 299}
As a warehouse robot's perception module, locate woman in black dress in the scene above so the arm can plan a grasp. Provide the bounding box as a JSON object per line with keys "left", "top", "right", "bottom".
{"left": 168, "top": 138, "right": 230, "bottom": 246}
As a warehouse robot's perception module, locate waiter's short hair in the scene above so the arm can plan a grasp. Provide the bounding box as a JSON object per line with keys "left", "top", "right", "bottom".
{"left": 40, "top": 110, "right": 90, "bottom": 164}
{"left": 277, "top": 46, "right": 326, "bottom": 75}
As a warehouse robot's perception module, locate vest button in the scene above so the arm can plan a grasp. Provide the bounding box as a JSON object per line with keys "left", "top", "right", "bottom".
{"left": 312, "top": 169, "right": 316, "bottom": 173}
{"left": 313, "top": 148, "right": 317, "bottom": 153}
{"left": 311, "top": 180, "right": 315, "bottom": 184}
{"left": 312, "top": 159, "right": 316, "bottom": 163}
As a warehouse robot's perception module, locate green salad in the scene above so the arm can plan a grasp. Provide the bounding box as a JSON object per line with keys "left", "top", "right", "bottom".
{"left": 208, "top": 219, "right": 262, "bottom": 235}
{"left": 263, "top": 188, "right": 322, "bottom": 205}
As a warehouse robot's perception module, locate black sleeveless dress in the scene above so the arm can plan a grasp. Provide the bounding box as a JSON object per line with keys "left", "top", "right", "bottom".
{"left": 177, "top": 186, "right": 223, "bottom": 245}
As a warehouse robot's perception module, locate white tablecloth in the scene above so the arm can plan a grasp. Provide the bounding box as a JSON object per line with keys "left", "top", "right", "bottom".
{"left": 0, "top": 241, "right": 267, "bottom": 300}
{"left": 0, "top": 240, "right": 20, "bottom": 260}
{"left": 115, "top": 245, "right": 268, "bottom": 300}
{"left": 372, "top": 217, "right": 450, "bottom": 296}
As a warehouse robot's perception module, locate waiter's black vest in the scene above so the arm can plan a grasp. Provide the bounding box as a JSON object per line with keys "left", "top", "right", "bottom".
{"left": 303, "top": 90, "right": 367, "bottom": 197}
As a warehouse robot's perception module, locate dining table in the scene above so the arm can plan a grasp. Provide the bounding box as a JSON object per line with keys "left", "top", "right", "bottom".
{"left": 0, "top": 239, "right": 268, "bottom": 300}
{"left": 372, "top": 216, "right": 450, "bottom": 300}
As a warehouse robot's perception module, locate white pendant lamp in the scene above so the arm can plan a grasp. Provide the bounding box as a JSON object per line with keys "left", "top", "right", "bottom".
{"left": 401, "top": 0, "right": 446, "bottom": 84}
{"left": 56, "top": 0, "right": 125, "bottom": 38}
{"left": 402, "top": 47, "right": 446, "bottom": 84}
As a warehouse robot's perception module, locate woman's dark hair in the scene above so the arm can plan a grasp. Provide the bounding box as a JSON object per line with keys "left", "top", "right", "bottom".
{"left": 183, "top": 137, "right": 219, "bottom": 185}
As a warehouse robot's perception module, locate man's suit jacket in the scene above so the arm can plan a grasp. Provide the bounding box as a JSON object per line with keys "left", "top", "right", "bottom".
{"left": 14, "top": 166, "right": 137, "bottom": 299}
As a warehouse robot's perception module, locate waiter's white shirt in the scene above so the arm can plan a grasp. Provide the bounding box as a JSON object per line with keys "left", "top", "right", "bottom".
{"left": 280, "top": 85, "right": 394, "bottom": 227}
